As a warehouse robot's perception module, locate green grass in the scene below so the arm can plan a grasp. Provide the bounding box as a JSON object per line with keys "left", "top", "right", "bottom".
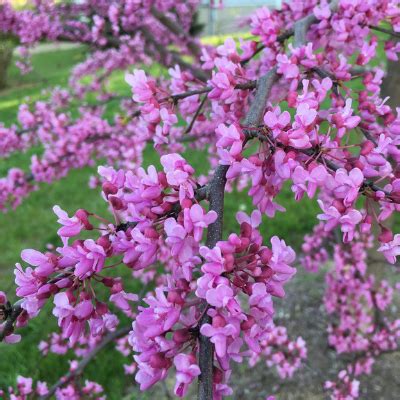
{"left": 0, "top": 45, "right": 320, "bottom": 398}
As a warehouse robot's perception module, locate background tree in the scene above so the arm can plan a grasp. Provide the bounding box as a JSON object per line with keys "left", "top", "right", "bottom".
{"left": 0, "top": 1, "right": 400, "bottom": 399}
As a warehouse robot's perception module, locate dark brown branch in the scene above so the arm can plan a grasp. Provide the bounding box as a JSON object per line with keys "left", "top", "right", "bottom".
{"left": 197, "top": 166, "right": 228, "bottom": 400}
{"left": 0, "top": 299, "right": 23, "bottom": 342}
{"left": 369, "top": 25, "right": 400, "bottom": 39}
{"left": 162, "top": 80, "right": 256, "bottom": 104}
{"left": 40, "top": 325, "right": 131, "bottom": 399}
{"left": 294, "top": 0, "right": 339, "bottom": 47}
{"left": 150, "top": 7, "right": 202, "bottom": 58}
{"left": 197, "top": 4, "right": 344, "bottom": 394}
{"left": 184, "top": 95, "right": 208, "bottom": 135}
{"left": 140, "top": 27, "right": 208, "bottom": 82}
{"left": 197, "top": 68, "right": 277, "bottom": 400}
{"left": 359, "top": 127, "right": 378, "bottom": 146}
{"left": 240, "top": 23, "right": 296, "bottom": 66}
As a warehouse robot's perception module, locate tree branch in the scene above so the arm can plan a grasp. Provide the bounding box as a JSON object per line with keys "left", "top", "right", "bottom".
{"left": 184, "top": 95, "right": 208, "bottom": 135}
{"left": 150, "top": 7, "right": 202, "bottom": 58}
{"left": 294, "top": 0, "right": 339, "bottom": 48}
{"left": 369, "top": 25, "right": 400, "bottom": 39}
{"left": 140, "top": 27, "right": 208, "bottom": 82}
{"left": 161, "top": 80, "right": 256, "bottom": 104}
{"left": 197, "top": 68, "right": 277, "bottom": 400}
{"left": 0, "top": 299, "right": 23, "bottom": 342}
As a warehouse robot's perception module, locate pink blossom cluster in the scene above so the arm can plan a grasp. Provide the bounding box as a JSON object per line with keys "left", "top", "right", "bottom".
{"left": 129, "top": 204, "right": 296, "bottom": 396}
{"left": 325, "top": 236, "right": 399, "bottom": 356}
{"left": 325, "top": 369, "right": 360, "bottom": 400}
{"left": 0, "top": 375, "right": 49, "bottom": 399}
{"left": 0, "top": 374, "right": 105, "bottom": 400}
{"left": 1, "top": 0, "right": 400, "bottom": 398}
{"left": 302, "top": 230, "right": 400, "bottom": 399}
{"left": 250, "top": 325, "right": 307, "bottom": 379}
{"left": 300, "top": 222, "right": 331, "bottom": 272}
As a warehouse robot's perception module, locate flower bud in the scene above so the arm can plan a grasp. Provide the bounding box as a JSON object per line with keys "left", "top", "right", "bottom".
{"left": 360, "top": 140, "right": 374, "bottom": 156}
{"left": 241, "top": 315, "right": 255, "bottom": 331}
{"left": 102, "top": 182, "right": 118, "bottom": 197}
{"left": 260, "top": 248, "right": 272, "bottom": 264}
{"left": 378, "top": 227, "right": 393, "bottom": 243}
{"left": 109, "top": 196, "right": 124, "bottom": 210}
{"left": 173, "top": 328, "right": 190, "bottom": 343}
{"left": 167, "top": 290, "right": 184, "bottom": 305}
{"left": 149, "top": 353, "right": 171, "bottom": 369}
{"left": 212, "top": 315, "right": 226, "bottom": 328}
{"left": 96, "top": 301, "right": 108, "bottom": 316}
{"left": 102, "top": 277, "right": 114, "bottom": 287}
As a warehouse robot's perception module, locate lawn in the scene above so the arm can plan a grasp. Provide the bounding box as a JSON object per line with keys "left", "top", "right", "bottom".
{"left": 0, "top": 45, "right": 320, "bottom": 398}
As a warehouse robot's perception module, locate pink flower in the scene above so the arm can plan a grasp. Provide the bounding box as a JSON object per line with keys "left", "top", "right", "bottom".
{"left": 249, "top": 283, "right": 274, "bottom": 316}
{"left": 236, "top": 209, "right": 262, "bottom": 228}
{"left": 209, "top": 72, "right": 235, "bottom": 100}
{"left": 53, "top": 292, "right": 74, "bottom": 320}
{"left": 53, "top": 205, "right": 86, "bottom": 244}
{"left": 276, "top": 54, "right": 300, "bottom": 79}
{"left": 21, "top": 249, "right": 56, "bottom": 277}
{"left": 74, "top": 299, "right": 94, "bottom": 320}
{"left": 134, "top": 360, "right": 168, "bottom": 391}
{"left": 173, "top": 354, "right": 201, "bottom": 397}
{"left": 313, "top": 0, "right": 331, "bottom": 19}
{"left": 287, "top": 103, "right": 316, "bottom": 148}
{"left": 183, "top": 204, "right": 217, "bottom": 242}
{"left": 378, "top": 234, "right": 400, "bottom": 264}
{"left": 110, "top": 291, "right": 138, "bottom": 316}
{"left": 200, "top": 319, "right": 239, "bottom": 358}
{"left": 14, "top": 265, "right": 39, "bottom": 297}
{"left": 199, "top": 246, "right": 225, "bottom": 275}
{"left": 339, "top": 210, "right": 363, "bottom": 243}
{"left": 216, "top": 123, "right": 244, "bottom": 164}
{"left": 274, "top": 149, "right": 295, "bottom": 180}
{"left": 16, "top": 376, "right": 33, "bottom": 395}
{"left": 251, "top": 7, "right": 279, "bottom": 46}
{"left": 160, "top": 153, "right": 195, "bottom": 202}
{"left": 268, "top": 236, "right": 296, "bottom": 297}
{"left": 292, "top": 165, "right": 327, "bottom": 200}
{"left": 318, "top": 201, "right": 363, "bottom": 242}
{"left": 125, "top": 69, "right": 155, "bottom": 103}
{"left": 264, "top": 108, "right": 291, "bottom": 138}
{"left": 329, "top": 99, "right": 361, "bottom": 138}
{"left": 74, "top": 239, "right": 106, "bottom": 279}
{"left": 135, "top": 288, "right": 181, "bottom": 338}
{"left": 4, "top": 333, "right": 21, "bottom": 344}
{"left": 332, "top": 168, "right": 363, "bottom": 207}
{"left": 206, "top": 284, "right": 240, "bottom": 315}
{"left": 164, "top": 218, "right": 196, "bottom": 264}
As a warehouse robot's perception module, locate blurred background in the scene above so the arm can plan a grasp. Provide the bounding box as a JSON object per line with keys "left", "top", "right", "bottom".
{"left": 0, "top": 1, "right": 399, "bottom": 399}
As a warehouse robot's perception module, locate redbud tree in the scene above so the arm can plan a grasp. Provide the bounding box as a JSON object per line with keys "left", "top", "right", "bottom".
{"left": 1, "top": 0, "right": 400, "bottom": 399}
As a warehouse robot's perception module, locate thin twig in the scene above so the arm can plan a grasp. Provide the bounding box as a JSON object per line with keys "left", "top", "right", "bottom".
{"left": 184, "top": 95, "right": 208, "bottom": 135}
{"left": 40, "top": 325, "right": 131, "bottom": 399}
{"left": 369, "top": 25, "right": 400, "bottom": 39}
